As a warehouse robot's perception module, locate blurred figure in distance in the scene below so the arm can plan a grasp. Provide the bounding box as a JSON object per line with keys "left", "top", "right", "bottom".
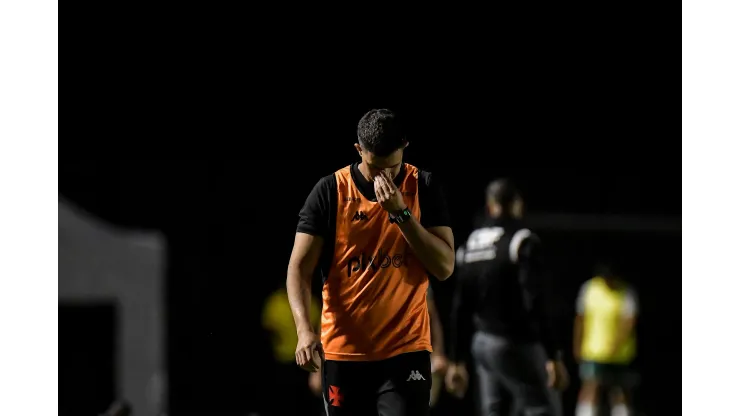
{"left": 574, "top": 265, "right": 639, "bottom": 416}
{"left": 447, "top": 179, "right": 568, "bottom": 416}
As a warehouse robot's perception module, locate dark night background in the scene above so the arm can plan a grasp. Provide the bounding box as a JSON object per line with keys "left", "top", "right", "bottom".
{"left": 59, "top": 94, "right": 680, "bottom": 415}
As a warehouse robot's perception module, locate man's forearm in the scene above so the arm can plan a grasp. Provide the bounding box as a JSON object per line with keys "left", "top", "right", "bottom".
{"left": 397, "top": 216, "right": 454, "bottom": 280}
{"left": 286, "top": 265, "right": 314, "bottom": 334}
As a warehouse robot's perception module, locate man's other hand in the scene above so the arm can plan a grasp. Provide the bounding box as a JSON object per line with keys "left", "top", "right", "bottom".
{"left": 431, "top": 353, "right": 449, "bottom": 375}
{"left": 445, "top": 363, "right": 469, "bottom": 399}
{"left": 295, "top": 330, "right": 323, "bottom": 372}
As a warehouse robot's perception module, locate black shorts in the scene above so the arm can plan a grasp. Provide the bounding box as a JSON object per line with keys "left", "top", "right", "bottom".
{"left": 579, "top": 361, "right": 640, "bottom": 389}
{"left": 322, "top": 351, "right": 432, "bottom": 416}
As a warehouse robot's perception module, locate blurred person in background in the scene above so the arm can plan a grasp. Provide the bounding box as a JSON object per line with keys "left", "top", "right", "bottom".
{"left": 446, "top": 179, "right": 568, "bottom": 416}
{"left": 573, "top": 265, "right": 639, "bottom": 416}
{"left": 287, "top": 108, "right": 455, "bottom": 415}
{"left": 262, "top": 284, "right": 323, "bottom": 415}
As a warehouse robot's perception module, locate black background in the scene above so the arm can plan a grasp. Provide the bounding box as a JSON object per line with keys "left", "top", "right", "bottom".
{"left": 61, "top": 10, "right": 677, "bottom": 414}
{"left": 60, "top": 133, "right": 679, "bottom": 416}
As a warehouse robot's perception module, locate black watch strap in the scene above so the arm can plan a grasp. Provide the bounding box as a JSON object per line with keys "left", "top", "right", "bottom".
{"left": 389, "top": 208, "right": 412, "bottom": 224}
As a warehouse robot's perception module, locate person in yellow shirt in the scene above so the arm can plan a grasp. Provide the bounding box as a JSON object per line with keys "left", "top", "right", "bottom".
{"left": 573, "top": 265, "right": 639, "bottom": 416}
{"left": 262, "top": 285, "right": 322, "bottom": 415}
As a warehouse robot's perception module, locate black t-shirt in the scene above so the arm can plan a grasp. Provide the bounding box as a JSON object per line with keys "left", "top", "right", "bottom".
{"left": 296, "top": 162, "right": 451, "bottom": 282}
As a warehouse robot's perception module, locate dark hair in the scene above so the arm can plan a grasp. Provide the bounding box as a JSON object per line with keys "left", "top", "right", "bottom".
{"left": 357, "top": 109, "right": 407, "bottom": 157}
{"left": 486, "top": 178, "right": 520, "bottom": 208}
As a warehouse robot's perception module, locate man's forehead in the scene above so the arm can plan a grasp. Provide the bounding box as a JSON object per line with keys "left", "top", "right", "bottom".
{"left": 365, "top": 151, "right": 403, "bottom": 169}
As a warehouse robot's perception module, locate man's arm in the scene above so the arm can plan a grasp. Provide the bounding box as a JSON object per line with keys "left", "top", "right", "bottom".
{"left": 287, "top": 175, "right": 333, "bottom": 371}
{"left": 517, "top": 234, "right": 560, "bottom": 360}
{"left": 377, "top": 170, "right": 455, "bottom": 280}
{"left": 428, "top": 286, "right": 449, "bottom": 376}
{"left": 287, "top": 232, "right": 324, "bottom": 335}
{"left": 427, "top": 287, "right": 445, "bottom": 356}
{"left": 397, "top": 220, "right": 455, "bottom": 280}
{"left": 287, "top": 174, "right": 333, "bottom": 333}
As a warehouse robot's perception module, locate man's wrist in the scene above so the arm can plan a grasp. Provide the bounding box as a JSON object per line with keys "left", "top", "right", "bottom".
{"left": 390, "top": 205, "right": 408, "bottom": 217}
{"left": 297, "top": 325, "right": 315, "bottom": 336}
{"left": 389, "top": 206, "right": 411, "bottom": 224}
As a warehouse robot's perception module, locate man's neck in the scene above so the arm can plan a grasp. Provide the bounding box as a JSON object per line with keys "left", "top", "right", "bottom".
{"left": 357, "top": 161, "right": 373, "bottom": 182}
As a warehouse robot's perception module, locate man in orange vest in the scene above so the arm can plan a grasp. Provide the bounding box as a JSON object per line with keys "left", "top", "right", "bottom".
{"left": 287, "top": 109, "right": 455, "bottom": 416}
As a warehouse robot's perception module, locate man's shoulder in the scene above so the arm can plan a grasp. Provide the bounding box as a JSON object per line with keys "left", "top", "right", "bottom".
{"left": 408, "top": 164, "right": 433, "bottom": 185}
{"left": 317, "top": 172, "right": 338, "bottom": 184}
{"left": 405, "top": 165, "right": 441, "bottom": 197}
{"left": 334, "top": 164, "right": 352, "bottom": 175}
{"left": 311, "top": 172, "right": 339, "bottom": 192}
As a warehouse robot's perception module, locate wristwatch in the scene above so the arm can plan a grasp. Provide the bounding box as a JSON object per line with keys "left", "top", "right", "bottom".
{"left": 389, "top": 207, "right": 412, "bottom": 224}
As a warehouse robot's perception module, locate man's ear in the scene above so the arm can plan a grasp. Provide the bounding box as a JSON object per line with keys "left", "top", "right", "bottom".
{"left": 354, "top": 143, "right": 363, "bottom": 155}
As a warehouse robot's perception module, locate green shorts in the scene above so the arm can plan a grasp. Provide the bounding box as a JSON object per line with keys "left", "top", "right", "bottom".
{"left": 579, "top": 361, "right": 639, "bottom": 388}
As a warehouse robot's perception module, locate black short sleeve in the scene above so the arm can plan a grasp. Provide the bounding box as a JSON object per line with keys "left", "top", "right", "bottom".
{"left": 418, "top": 170, "right": 451, "bottom": 229}
{"left": 296, "top": 174, "right": 336, "bottom": 237}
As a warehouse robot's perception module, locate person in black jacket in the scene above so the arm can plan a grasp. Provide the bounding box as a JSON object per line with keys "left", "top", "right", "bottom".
{"left": 446, "top": 179, "right": 568, "bottom": 416}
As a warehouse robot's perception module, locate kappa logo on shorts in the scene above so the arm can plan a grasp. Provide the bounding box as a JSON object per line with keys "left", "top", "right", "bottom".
{"left": 328, "top": 385, "right": 343, "bottom": 407}
{"left": 406, "top": 370, "right": 426, "bottom": 381}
